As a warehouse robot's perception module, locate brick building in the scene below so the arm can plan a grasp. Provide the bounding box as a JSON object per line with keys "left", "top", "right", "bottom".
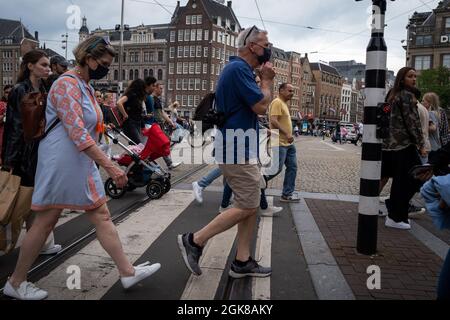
{"left": 0, "top": 18, "right": 39, "bottom": 92}
{"left": 311, "top": 62, "right": 343, "bottom": 127}
{"left": 167, "top": 0, "right": 241, "bottom": 118}
{"left": 300, "top": 54, "right": 316, "bottom": 121}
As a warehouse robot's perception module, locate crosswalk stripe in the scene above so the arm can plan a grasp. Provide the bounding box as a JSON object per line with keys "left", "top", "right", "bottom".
{"left": 35, "top": 190, "right": 193, "bottom": 300}
{"left": 253, "top": 197, "right": 274, "bottom": 300}
{"left": 181, "top": 226, "right": 237, "bottom": 300}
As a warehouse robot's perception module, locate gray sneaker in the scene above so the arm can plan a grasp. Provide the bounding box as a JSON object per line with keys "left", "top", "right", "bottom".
{"left": 229, "top": 257, "right": 272, "bottom": 279}
{"left": 280, "top": 195, "right": 300, "bottom": 203}
{"left": 177, "top": 233, "right": 203, "bottom": 276}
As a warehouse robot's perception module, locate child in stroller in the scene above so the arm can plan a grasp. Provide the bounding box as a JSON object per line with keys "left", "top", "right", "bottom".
{"left": 105, "top": 124, "right": 172, "bottom": 200}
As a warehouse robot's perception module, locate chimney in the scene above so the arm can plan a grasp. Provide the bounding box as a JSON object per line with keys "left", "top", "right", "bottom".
{"left": 34, "top": 31, "right": 39, "bottom": 41}
{"left": 227, "top": 1, "right": 232, "bottom": 8}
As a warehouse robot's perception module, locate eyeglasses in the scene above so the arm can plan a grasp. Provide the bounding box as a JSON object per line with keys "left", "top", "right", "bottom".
{"left": 87, "top": 36, "right": 112, "bottom": 53}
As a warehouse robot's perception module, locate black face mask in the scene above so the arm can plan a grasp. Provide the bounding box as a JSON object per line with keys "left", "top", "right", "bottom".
{"left": 89, "top": 64, "right": 109, "bottom": 80}
{"left": 256, "top": 47, "right": 272, "bottom": 65}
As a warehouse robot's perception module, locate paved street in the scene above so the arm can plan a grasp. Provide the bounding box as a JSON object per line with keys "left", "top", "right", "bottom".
{"left": 185, "top": 135, "right": 391, "bottom": 197}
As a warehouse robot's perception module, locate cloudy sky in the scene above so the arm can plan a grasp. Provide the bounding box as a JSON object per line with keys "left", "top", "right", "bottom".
{"left": 0, "top": 0, "right": 443, "bottom": 74}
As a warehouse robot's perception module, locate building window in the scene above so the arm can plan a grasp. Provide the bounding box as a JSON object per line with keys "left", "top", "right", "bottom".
{"left": 177, "top": 62, "right": 182, "bottom": 74}
{"left": 176, "top": 79, "right": 181, "bottom": 90}
{"left": 170, "top": 31, "right": 176, "bottom": 42}
{"left": 210, "top": 80, "right": 215, "bottom": 92}
{"left": 194, "top": 95, "right": 200, "bottom": 106}
{"left": 169, "top": 63, "right": 174, "bottom": 74}
{"left": 168, "top": 79, "right": 173, "bottom": 91}
{"left": 183, "top": 79, "right": 188, "bottom": 90}
{"left": 149, "top": 69, "right": 154, "bottom": 77}
{"left": 186, "top": 15, "right": 191, "bottom": 25}
{"left": 415, "top": 35, "right": 432, "bottom": 46}
{"left": 202, "top": 80, "right": 207, "bottom": 91}
{"left": 446, "top": 17, "right": 450, "bottom": 29}
{"left": 178, "top": 47, "right": 183, "bottom": 58}
{"left": 196, "top": 62, "right": 201, "bottom": 74}
{"left": 188, "top": 95, "right": 193, "bottom": 107}
{"left": 190, "top": 46, "right": 195, "bottom": 58}
{"left": 184, "top": 46, "right": 189, "bottom": 58}
{"left": 122, "top": 70, "right": 126, "bottom": 81}
{"left": 114, "top": 70, "right": 119, "bottom": 80}
{"left": 183, "top": 62, "right": 189, "bottom": 74}
{"left": 191, "top": 30, "right": 196, "bottom": 41}
{"left": 213, "top": 31, "right": 216, "bottom": 42}
{"left": 204, "top": 30, "right": 209, "bottom": 41}
{"left": 414, "top": 55, "right": 431, "bottom": 70}
{"left": 189, "top": 62, "right": 195, "bottom": 74}
{"left": 197, "top": 29, "right": 202, "bottom": 41}
{"left": 144, "top": 69, "right": 149, "bottom": 78}
{"left": 192, "top": 15, "right": 197, "bottom": 25}
{"left": 197, "top": 15, "right": 203, "bottom": 25}
{"left": 178, "top": 30, "right": 184, "bottom": 42}
{"left": 158, "top": 51, "right": 164, "bottom": 62}
{"left": 182, "top": 95, "right": 187, "bottom": 107}
{"left": 211, "top": 64, "right": 215, "bottom": 75}
{"left": 129, "top": 69, "right": 134, "bottom": 80}
{"left": 443, "top": 54, "right": 450, "bottom": 68}
{"left": 203, "top": 47, "right": 209, "bottom": 57}
{"left": 189, "top": 79, "right": 195, "bottom": 91}
{"left": 195, "top": 79, "right": 201, "bottom": 90}
{"left": 203, "top": 63, "right": 208, "bottom": 74}
{"left": 135, "top": 70, "right": 139, "bottom": 80}
{"left": 170, "top": 47, "right": 175, "bottom": 59}
{"left": 196, "top": 45, "right": 202, "bottom": 57}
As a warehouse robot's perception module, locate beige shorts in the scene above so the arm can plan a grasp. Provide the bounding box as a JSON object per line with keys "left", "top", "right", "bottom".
{"left": 219, "top": 164, "right": 261, "bottom": 210}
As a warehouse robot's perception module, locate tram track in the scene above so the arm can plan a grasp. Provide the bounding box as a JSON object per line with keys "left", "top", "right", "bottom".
{"left": 0, "top": 163, "right": 209, "bottom": 296}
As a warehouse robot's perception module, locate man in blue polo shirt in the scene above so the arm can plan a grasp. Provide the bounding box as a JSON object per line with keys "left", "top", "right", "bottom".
{"left": 178, "top": 26, "right": 275, "bottom": 278}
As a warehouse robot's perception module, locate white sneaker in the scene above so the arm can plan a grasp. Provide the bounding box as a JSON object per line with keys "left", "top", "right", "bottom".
{"left": 121, "top": 262, "right": 161, "bottom": 290}
{"left": 40, "top": 244, "right": 62, "bottom": 255}
{"left": 3, "top": 280, "right": 48, "bottom": 300}
{"left": 260, "top": 206, "right": 283, "bottom": 217}
{"left": 169, "top": 162, "right": 181, "bottom": 170}
{"left": 385, "top": 217, "right": 411, "bottom": 230}
{"left": 192, "top": 182, "right": 203, "bottom": 204}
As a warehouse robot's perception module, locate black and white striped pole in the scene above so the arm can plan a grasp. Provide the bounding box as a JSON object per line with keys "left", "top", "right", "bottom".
{"left": 356, "top": 0, "right": 394, "bottom": 255}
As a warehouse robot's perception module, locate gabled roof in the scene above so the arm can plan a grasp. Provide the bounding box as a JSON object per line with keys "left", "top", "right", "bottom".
{"left": 272, "top": 47, "right": 289, "bottom": 61}
{"left": 172, "top": 0, "right": 241, "bottom": 31}
{"left": 92, "top": 24, "right": 170, "bottom": 42}
{"left": 310, "top": 62, "right": 341, "bottom": 77}
{"left": 0, "top": 18, "right": 36, "bottom": 45}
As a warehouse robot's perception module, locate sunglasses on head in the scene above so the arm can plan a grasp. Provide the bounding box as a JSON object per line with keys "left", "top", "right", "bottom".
{"left": 87, "top": 36, "right": 112, "bottom": 53}
{"left": 243, "top": 25, "right": 258, "bottom": 46}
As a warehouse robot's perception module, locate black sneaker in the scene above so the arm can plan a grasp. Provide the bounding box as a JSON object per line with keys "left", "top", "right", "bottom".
{"left": 408, "top": 204, "right": 426, "bottom": 217}
{"left": 229, "top": 257, "right": 272, "bottom": 279}
{"left": 177, "top": 233, "right": 203, "bottom": 276}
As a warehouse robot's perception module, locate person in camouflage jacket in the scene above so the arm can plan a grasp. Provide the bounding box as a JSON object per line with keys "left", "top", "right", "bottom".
{"left": 381, "top": 67, "right": 426, "bottom": 230}
{"left": 383, "top": 89, "right": 425, "bottom": 152}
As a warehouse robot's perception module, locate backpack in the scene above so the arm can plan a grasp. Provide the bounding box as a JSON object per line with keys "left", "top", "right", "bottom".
{"left": 192, "top": 92, "right": 227, "bottom": 132}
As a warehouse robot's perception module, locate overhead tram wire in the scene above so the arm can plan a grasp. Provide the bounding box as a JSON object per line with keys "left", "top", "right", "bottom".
{"left": 254, "top": 0, "right": 267, "bottom": 30}
{"left": 314, "top": 0, "right": 439, "bottom": 54}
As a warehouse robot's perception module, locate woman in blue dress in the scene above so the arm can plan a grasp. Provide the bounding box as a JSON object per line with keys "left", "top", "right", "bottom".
{"left": 4, "top": 36, "right": 161, "bottom": 300}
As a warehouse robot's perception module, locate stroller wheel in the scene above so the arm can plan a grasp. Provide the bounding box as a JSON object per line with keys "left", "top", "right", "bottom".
{"left": 146, "top": 181, "right": 164, "bottom": 200}
{"left": 163, "top": 179, "right": 171, "bottom": 194}
{"left": 105, "top": 178, "right": 127, "bottom": 199}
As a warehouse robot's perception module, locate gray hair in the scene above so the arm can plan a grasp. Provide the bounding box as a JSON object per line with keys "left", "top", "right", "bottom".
{"left": 237, "top": 26, "right": 267, "bottom": 50}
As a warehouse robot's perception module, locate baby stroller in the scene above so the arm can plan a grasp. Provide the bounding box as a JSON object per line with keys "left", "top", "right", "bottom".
{"left": 104, "top": 124, "right": 172, "bottom": 200}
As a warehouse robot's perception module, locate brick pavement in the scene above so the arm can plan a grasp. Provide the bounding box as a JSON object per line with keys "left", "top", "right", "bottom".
{"left": 305, "top": 199, "right": 443, "bottom": 300}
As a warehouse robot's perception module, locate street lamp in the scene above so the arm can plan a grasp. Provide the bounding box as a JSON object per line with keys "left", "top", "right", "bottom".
{"left": 61, "top": 33, "right": 68, "bottom": 60}
{"left": 355, "top": 0, "right": 395, "bottom": 256}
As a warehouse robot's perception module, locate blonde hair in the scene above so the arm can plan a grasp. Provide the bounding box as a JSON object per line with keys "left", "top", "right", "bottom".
{"left": 73, "top": 36, "right": 116, "bottom": 67}
{"left": 423, "top": 92, "right": 440, "bottom": 112}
